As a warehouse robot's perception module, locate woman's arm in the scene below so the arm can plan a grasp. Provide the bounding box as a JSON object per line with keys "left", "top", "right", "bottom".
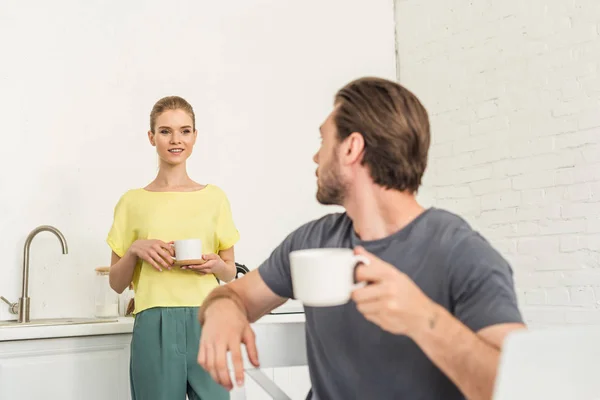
{"left": 186, "top": 246, "right": 237, "bottom": 282}
{"left": 109, "top": 239, "right": 175, "bottom": 293}
{"left": 216, "top": 246, "right": 236, "bottom": 282}
{"left": 109, "top": 251, "right": 137, "bottom": 294}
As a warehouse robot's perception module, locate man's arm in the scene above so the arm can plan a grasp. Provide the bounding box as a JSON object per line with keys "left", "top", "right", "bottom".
{"left": 201, "top": 220, "right": 303, "bottom": 322}
{"left": 200, "top": 269, "right": 287, "bottom": 324}
{"left": 352, "top": 245, "right": 525, "bottom": 400}
{"left": 198, "top": 270, "right": 288, "bottom": 390}
{"left": 415, "top": 232, "right": 527, "bottom": 399}
{"left": 199, "top": 221, "right": 311, "bottom": 389}
{"left": 409, "top": 304, "right": 525, "bottom": 400}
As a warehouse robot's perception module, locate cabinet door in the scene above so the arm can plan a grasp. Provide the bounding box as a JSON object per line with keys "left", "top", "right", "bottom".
{"left": 230, "top": 368, "right": 276, "bottom": 400}
{"left": 0, "top": 334, "right": 131, "bottom": 400}
{"left": 273, "top": 366, "right": 311, "bottom": 400}
{"left": 233, "top": 367, "right": 311, "bottom": 400}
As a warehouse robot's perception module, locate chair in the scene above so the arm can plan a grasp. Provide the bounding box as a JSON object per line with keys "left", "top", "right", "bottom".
{"left": 235, "top": 262, "right": 250, "bottom": 278}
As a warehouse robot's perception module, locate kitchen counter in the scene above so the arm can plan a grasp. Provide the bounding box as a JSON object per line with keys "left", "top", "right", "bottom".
{"left": 0, "top": 313, "right": 305, "bottom": 342}
{"left": 0, "top": 318, "right": 133, "bottom": 342}
{"left": 0, "top": 312, "right": 308, "bottom": 399}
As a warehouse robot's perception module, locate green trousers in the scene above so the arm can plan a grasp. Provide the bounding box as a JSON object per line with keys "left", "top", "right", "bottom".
{"left": 130, "top": 307, "right": 229, "bottom": 400}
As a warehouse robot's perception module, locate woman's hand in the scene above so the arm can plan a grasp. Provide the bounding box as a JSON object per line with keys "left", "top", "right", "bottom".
{"left": 127, "top": 239, "right": 175, "bottom": 271}
{"left": 183, "top": 253, "right": 236, "bottom": 281}
{"left": 182, "top": 253, "right": 227, "bottom": 274}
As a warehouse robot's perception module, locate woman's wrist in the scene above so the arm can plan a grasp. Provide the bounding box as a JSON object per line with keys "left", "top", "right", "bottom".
{"left": 124, "top": 247, "right": 134, "bottom": 259}
{"left": 216, "top": 261, "right": 236, "bottom": 281}
{"left": 124, "top": 246, "right": 139, "bottom": 262}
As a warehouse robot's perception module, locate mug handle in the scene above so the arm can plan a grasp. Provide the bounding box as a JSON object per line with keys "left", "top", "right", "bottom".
{"left": 352, "top": 254, "right": 370, "bottom": 290}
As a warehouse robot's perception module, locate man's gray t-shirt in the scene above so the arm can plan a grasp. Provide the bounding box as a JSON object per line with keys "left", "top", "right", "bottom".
{"left": 258, "top": 208, "right": 523, "bottom": 400}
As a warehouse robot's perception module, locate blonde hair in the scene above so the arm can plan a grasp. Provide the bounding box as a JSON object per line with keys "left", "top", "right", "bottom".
{"left": 149, "top": 96, "right": 195, "bottom": 133}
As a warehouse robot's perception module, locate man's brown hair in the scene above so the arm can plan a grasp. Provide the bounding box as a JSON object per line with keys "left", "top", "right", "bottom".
{"left": 334, "top": 77, "right": 430, "bottom": 193}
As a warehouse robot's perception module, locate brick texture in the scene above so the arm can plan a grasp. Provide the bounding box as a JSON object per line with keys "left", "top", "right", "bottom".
{"left": 395, "top": 0, "right": 600, "bottom": 327}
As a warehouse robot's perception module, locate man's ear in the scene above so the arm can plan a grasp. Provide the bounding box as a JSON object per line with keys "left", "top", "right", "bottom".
{"left": 343, "top": 132, "right": 365, "bottom": 164}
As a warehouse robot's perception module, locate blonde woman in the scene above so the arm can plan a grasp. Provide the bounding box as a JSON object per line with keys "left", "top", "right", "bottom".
{"left": 107, "top": 96, "right": 238, "bottom": 400}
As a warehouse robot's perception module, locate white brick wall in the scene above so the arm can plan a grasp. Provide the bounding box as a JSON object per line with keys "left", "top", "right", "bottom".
{"left": 395, "top": 0, "right": 600, "bottom": 327}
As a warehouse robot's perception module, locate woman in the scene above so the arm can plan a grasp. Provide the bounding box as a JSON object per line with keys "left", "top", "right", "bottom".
{"left": 107, "top": 96, "right": 238, "bottom": 400}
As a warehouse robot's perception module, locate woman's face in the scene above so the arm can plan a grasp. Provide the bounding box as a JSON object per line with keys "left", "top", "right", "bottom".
{"left": 148, "top": 109, "right": 197, "bottom": 166}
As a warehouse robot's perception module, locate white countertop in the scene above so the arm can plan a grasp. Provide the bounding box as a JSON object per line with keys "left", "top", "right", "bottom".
{"left": 0, "top": 313, "right": 305, "bottom": 342}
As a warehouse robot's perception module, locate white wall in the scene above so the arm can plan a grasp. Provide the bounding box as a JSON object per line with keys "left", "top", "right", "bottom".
{"left": 396, "top": 0, "right": 600, "bottom": 327}
{"left": 0, "top": 0, "right": 397, "bottom": 321}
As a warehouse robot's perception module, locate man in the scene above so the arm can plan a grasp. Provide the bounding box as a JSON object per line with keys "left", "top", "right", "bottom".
{"left": 198, "top": 77, "right": 525, "bottom": 399}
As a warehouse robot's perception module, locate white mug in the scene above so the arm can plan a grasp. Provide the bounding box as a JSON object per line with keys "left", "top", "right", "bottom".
{"left": 289, "top": 248, "right": 370, "bottom": 307}
{"left": 173, "top": 239, "right": 202, "bottom": 262}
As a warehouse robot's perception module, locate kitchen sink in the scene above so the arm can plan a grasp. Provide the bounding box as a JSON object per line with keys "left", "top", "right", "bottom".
{"left": 0, "top": 318, "right": 118, "bottom": 328}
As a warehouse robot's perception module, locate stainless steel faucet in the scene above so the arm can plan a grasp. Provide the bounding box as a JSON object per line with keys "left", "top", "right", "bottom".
{"left": 0, "top": 225, "right": 68, "bottom": 323}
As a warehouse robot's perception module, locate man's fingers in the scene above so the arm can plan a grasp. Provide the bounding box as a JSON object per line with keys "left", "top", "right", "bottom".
{"left": 352, "top": 283, "right": 386, "bottom": 303}
{"left": 242, "top": 326, "right": 260, "bottom": 367}
{"left": 355, "top": 264, "right": 384, "bottom": 283}
{"left": 204, "top": 344, "right": 219, "bottom": 384}
{"left": 355, "top": 299, "right": 382, "bottom": 314}
{"left": 229, "top": 342, "right": 245, "bottom": 387}
{"left": 198, "top": 341, "right": 207, "bottom": 367}
{"left": 353, "top": 246, "right": 391, "bottom": 282}
{"left": 215, "top": 342, "right": 233, "bottom": 390}
{"left": 354, "top": 246, "right": 395, "bottom": 275}
{"left": 353, "top": 246, "right": 372, "bottom": 258}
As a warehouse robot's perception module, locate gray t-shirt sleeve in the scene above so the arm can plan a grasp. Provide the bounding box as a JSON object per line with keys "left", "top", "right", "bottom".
{"left": 257, "top": 216, "right": 338, "bottom": 299}
{"left": 257, "top": 229, "right": 299, "bottom": 299}
{"left": 447, "top": 232, "right": 523, "bottom": 332}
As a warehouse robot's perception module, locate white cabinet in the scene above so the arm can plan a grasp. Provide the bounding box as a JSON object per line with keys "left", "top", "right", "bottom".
{"left": 0, "top": 315, "right": 309, "bottom": 400}
{"left": 231, "top": 368, "right": 275, "bottom": 400}
{"left": 273, "top": 366, "right": 311, "bottom": 399}
{"left": 231, "top": 366, "right": 311, "bottom": 400}
{"left": 0, "top": 334, "right": 131, "bottom": 400}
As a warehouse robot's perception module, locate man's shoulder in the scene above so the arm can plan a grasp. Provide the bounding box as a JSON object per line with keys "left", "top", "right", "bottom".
{"left": 419, "top": 208, "right": 496, "bottom": 258}
{"left": 294, "top": 212, "right": 352, "bottom": 235}
{"left": 289, "top": 212, "right": 352, "bottom": 246}
{"left": 423, "top": 208, "right": 509, "bottom": 272}
{"left": 420, "top": 208, "right": 475, "bottom": 242}
{"left": 422, "top": 207, "right": 470, "bottom": 226}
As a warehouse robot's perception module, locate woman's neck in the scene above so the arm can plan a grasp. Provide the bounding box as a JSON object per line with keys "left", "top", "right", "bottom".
{"left": 147, "top": 162, "right": 202, "bottom": 191}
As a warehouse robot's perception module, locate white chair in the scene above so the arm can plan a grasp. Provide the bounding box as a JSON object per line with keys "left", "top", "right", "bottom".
{"left": 493, "top": 325, "right": 600, "bottom": 400}
{"left": 230, "top": 320, "right": 307, "bottom": 400}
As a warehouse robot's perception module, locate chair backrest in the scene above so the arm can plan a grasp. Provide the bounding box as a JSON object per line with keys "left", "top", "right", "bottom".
{"left": 235, "top": 262, "right": 249, "bottom": 279}
{"left": 493, "top": 326, "right": 600, "bottom": 399}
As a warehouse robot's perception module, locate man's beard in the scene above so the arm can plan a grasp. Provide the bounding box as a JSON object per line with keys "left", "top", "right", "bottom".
{"left": 316, "top": 163, "right": 346, "bottom": 206}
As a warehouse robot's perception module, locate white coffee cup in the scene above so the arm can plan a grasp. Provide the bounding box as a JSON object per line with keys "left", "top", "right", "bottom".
{"left": 173, "top": 239, "right": 203, "bottom": 262}
{"left": 289, "top": 248, "right": 370, "bottom": 307}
